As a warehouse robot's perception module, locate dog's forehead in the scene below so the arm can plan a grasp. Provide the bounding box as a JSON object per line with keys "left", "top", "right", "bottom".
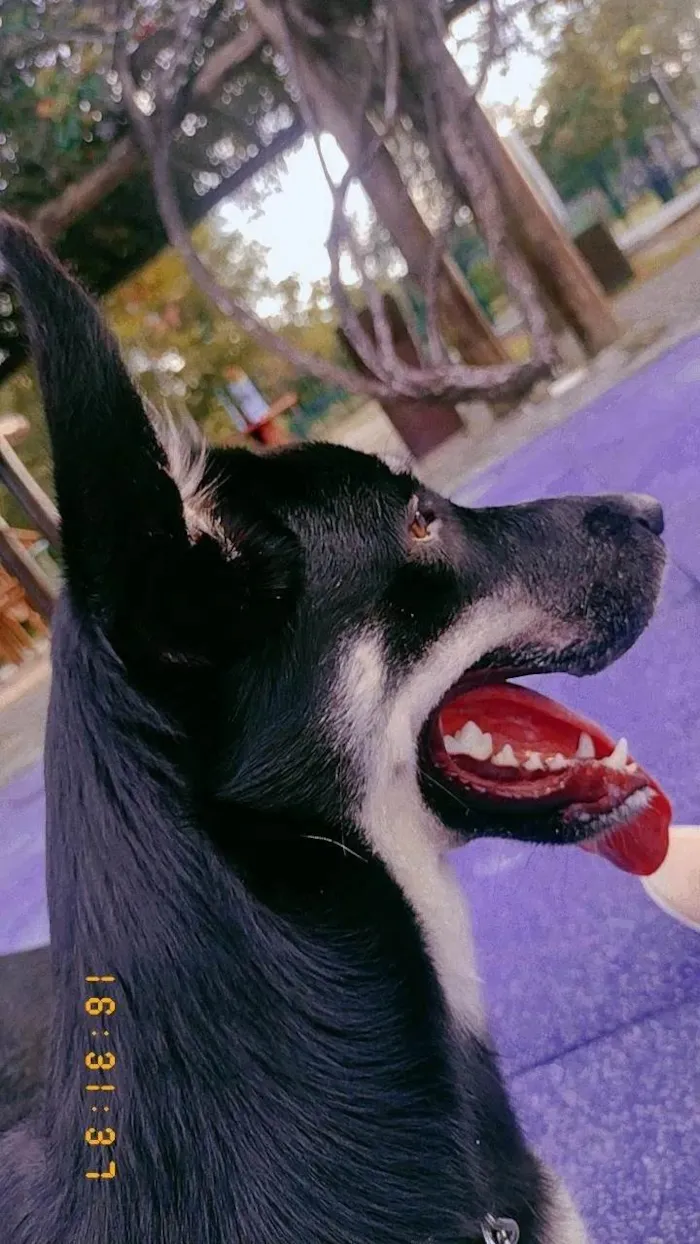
{"left": 256, "top": 443, "right": 415, "bottom": 516}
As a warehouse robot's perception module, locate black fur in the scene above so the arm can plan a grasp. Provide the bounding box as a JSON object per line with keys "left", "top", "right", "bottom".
{"left": 0, "top": 215, "right": 665, "bottom": 1243}
{"left": 0, "top": 948, "right": 50, "bottom": 1134}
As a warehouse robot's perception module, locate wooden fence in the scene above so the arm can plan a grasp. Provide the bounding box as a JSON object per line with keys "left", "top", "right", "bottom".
{"left": 0, "top": 416, "right": 59, "bottom": 659}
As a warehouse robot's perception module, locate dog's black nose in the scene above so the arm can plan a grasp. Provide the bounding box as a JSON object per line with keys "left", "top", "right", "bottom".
{"left": 619, "top": 493, "right": 665, "bottom": 536}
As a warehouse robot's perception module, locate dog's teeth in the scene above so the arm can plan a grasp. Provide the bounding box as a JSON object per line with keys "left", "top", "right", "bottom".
{"left": 456, "top": 720, "right": 482, "bottom": 746}
{"left": 603, "top": 737, "right": 629, "bottom": 771}
{"left": 576, "top": 731, "right": 596, "bottom": 760}
{"left": 492, "top": 743, "right": 518, "bottom": 767}
{"left": 454, "top": 720, "right": 493, "bottom": 761}
{"left": 444, "top": 722, "right": 493, "bottom": 761}
{"left": 523, "top": 751, "right": 545, "bottom": 771}
{"left": 465, "top": 728, "right": 494, "bottom": 761}
{"left": 546, "top": 753, "right": 569, "bottom": 771}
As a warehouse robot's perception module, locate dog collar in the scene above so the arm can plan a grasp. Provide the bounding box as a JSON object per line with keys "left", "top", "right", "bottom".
{"left": 481, "top": 1214, "right": 520, "bottom": 1244}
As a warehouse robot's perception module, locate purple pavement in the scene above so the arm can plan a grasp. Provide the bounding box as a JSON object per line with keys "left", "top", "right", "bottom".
{"left": 0, "top": 762, "right": 47, "bottom": 953}
{"left": 2, "top": 336, "right": 700, "bottom": 1240}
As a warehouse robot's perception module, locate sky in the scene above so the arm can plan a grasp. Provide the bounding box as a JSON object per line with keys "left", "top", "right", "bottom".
{"left": 221, "top": 16, "right": 545, "bottom": 294}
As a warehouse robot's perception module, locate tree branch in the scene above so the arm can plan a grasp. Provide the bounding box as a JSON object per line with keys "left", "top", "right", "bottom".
{"left": 424, "top": 208, "right": 455, "bottom": 365}
{"left": 26, "top": 24, "right": 270, "bottom": 245}
{"left": 471, "top": 0, "right": 501, "bottom": 98}
{"left": 397, "top": 0, "right": 557, "bottom": 369}
{"left": 114, "top": 0, "right": 551, "bottom": 401}
{"left": 281, "top": 2, "right": 405, "bottom": 381}
{"left": 32, "top": 137, "right": 140, "bottom": 243}
{"left": 191, "top": 25, "right": 264, "bottom": 99}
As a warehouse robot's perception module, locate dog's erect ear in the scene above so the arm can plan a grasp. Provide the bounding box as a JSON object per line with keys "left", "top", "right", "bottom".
{"left": 0, "top": 214, "right": 296, "bottom": 660}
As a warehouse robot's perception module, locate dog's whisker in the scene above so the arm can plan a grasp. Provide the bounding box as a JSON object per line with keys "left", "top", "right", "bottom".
{"left": 417, "top": 764, "right": 466, "bottom": 805}
{"left": 302, "top": 834, "right": 368, "bottom": 864}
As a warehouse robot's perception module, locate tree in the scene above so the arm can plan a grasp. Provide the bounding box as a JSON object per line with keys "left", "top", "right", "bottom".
{"left": 2, "top": 0, "right": 622, "bottom": 414}
{"left": 107, "top": 222, "right": 276, "bottom": 436}
{"left": 528, "top": 0, "right": 700, "bottom": 206}
{"left": 107, "top": 233, "right": 341, "bottom": 436}
{"left": 0, "top": 220, "right": 340, "bottom": 525}
{"left": 1, "top": 0, "right": 539, "bottom": 405}
{"left": 0, "top": 2, "right": 127, "bottom": 211}
{"left": 0, "top": 0, "right": 307, "bottom": 389}
{"left": 110, "top": 0, "right": 560, "bottom": 402}
{"left": 526, "top": 28, "right": 628, "bottom": 212}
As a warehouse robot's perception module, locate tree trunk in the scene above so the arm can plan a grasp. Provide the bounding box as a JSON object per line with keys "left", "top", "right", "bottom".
{"left": 402, "top": 39, "right": 620, "bottom": 356}
{"left": 287, "top": 50, "right": 511, "bottom": 369}
{"left": 462, "top": 118, "right": 620, "bottom": 356}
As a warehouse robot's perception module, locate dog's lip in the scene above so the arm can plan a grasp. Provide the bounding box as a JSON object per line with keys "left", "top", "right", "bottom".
{"left": 431, "top": 659, "right": 560, "bottom": 720}
{"left": 435, "top": 663, "right": 529, "bottom": 707}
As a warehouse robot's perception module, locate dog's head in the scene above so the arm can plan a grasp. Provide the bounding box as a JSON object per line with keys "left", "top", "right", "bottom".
{"left": 1, "top": 216, "right": 668, "bottom": 882}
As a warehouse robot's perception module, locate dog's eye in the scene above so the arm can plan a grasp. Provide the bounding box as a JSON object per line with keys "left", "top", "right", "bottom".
{"left": 409, "top": 502, "right": 437, "bottom": 541}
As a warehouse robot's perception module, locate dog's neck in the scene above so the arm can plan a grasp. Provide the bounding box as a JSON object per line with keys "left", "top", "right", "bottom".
{"left": 29, "top": 610, "right": 500, "bottom": 1243}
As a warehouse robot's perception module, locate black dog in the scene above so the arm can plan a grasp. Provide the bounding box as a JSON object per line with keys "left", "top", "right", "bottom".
{"left": 0, "top": 215, "right": 665, "bottom": 1244}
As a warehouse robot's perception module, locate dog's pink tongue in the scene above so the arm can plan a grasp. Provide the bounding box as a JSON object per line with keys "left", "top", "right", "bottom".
{"left": 580, "top": 784, "right": 671, "bottom": 876}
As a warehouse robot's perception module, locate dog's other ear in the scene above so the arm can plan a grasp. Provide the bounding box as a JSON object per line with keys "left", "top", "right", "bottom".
{"left": 0, "top": 214, "right": 297, "bottom": 661}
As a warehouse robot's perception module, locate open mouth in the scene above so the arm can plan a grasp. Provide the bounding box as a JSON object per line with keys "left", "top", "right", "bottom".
{"left": 426, "top": 676, "right": 671, "bottom": 876}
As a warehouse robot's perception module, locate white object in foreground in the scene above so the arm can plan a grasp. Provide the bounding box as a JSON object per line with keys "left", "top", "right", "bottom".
{"left": 642, "top": 825, "right": 700, "bottom": 932}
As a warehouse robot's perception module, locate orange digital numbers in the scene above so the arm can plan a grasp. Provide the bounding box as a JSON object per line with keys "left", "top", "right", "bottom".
{"left": 85, "top": 1051, "right": 116, "bottom": 1072}
{"left": 85, "top": 1127, "right": 116, "bottom": 1146}
{"left": 85, "top": 1161, "right": 117, "bottom": 1181}
{"left": 85, "top": 996, "right": 116, "bottom": 1016}
{"left": 84, "top": 974, "right": 118, "bottom": 1181}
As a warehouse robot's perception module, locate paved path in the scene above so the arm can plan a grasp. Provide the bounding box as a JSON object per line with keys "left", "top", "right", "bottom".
{"left": 0, "top": 659, "right": 50, "bottom": 789}
{"left": 2, "top": 334, "right": 700, "bottom": 1241}
{"left": 616, "top": 235, "right": 700, "bottom": 332}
